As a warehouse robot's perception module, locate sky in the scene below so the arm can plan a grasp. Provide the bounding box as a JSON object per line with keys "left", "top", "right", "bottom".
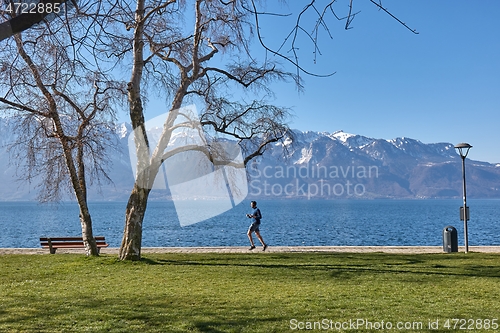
{"left": 253, "top": 0, "right": 500, "bottom": 164}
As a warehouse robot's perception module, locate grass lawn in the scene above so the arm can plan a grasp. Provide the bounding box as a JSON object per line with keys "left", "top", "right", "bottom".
{"left": 0, "top": 252, "right": 499, "bottom": 332}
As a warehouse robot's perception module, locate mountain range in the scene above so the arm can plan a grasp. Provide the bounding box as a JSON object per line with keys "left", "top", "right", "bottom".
{"left": 1, "top": 117, "right": 499, "bottom": 200}
{"left": 249, "top": 130, "right": 500, "bottom": 199}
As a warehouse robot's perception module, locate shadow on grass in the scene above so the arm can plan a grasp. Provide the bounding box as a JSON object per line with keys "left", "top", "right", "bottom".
{"left": 0, "top": 292, "right": 281, "bottom": 333}
{"left": 191, "top": 317, "right": 280, "bottom": 333}
{"left": 139, "top": 252, "right": 500, "bottom": 279}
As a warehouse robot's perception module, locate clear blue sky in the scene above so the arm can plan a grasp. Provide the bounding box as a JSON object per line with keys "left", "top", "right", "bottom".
{"left": 255, "top": 0, "right": 500, "bottom": 164}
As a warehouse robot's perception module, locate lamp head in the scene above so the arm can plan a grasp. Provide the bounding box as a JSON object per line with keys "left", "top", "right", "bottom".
{"left": 454, "top": 143, "right": 472, "bottom": 158}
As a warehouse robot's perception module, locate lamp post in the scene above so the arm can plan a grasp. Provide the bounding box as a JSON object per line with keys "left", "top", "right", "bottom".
{"left": 454, "top": 143, "right": 472, "bottom": 253}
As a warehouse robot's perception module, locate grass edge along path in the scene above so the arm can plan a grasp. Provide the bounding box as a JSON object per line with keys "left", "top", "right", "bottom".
{"left": 0, "top": 252, "right": 499, "bottom": 332}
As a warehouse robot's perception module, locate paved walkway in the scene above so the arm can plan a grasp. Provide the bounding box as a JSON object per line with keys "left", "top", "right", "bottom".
{"left": 2, "top": 246, "right": 500, "bottom": 255}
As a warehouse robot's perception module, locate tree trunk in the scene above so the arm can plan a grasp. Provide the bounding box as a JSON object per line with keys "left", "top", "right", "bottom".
{"left": 119, "top": 183, "right": 150, "bottom": 260}
{"left": 119, "top": 0, "right": 148, "bottom": 261}
{"left": 79, "top": 207, "right": 99, "bottom": 256}
{"left": 64, "top": 152, "right": 99, "bottom": 256}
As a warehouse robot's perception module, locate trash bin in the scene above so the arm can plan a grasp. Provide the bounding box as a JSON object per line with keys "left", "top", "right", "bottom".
{"left": 443, "top": 226, "right": 458, "bottom": 253}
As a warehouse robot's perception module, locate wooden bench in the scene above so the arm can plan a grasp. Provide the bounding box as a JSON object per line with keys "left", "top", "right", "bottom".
{"left": 40, "top": 236, "right": 109, "bottom": 254}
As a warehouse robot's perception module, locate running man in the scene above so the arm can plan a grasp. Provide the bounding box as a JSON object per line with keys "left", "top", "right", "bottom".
{"left": 246, "top": 201, "right": 267, "bottom": 251}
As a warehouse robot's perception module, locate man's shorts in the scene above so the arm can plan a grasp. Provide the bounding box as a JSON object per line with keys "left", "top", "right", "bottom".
{"left": 248, "top": 222, "right": 260, "bottom": 232}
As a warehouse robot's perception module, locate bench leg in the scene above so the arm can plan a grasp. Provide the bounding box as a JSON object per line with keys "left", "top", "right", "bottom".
{"left": 48, "top": 239, "right": 56, "bottom": 254}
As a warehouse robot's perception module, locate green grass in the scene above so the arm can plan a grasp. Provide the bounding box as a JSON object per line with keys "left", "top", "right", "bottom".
{"left": 1, "top": 252, "right": 500, "bottom": 332}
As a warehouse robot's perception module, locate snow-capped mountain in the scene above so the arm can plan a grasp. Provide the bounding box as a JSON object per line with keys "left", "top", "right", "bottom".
{"left": 0, "top": 120, "right": 499, "bottom": 200}
{"left": 248, "top": 129, "right": 500, "bottom": 199}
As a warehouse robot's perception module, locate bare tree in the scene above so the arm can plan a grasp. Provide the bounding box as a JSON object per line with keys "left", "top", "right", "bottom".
{"left": 81, "top": 0, "right": 294, "bottom": 260}
{"left": 0, "top": 6, "right": 123, "bottom": 255}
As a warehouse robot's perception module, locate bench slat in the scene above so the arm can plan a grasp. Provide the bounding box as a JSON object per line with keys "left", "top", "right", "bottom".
{"left": 40, "top": 236, "right": 106, "bottom": 241}
{"left": 40, "top": 243, "right": 108, "bottom": 247}
{"left": 42, "top": 244, "right": 85, "bottom": 249}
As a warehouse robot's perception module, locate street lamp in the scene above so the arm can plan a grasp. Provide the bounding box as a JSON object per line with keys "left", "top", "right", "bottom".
{"left": 454, "top": 143, "right": 472, "bottom": 253}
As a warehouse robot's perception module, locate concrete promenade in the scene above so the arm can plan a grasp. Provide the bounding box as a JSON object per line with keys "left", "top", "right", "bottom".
{"left": 1, "top": 246, "right": 500, "bottom": 255}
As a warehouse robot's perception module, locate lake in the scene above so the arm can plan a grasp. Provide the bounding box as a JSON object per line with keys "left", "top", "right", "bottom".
{"left": 0, "top": 199, "right": 499, "bottom": 248}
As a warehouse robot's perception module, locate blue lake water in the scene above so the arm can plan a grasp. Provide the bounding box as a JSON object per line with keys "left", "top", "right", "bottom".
{"left": 0, "top": 199, "right": 499, "bottom": 248}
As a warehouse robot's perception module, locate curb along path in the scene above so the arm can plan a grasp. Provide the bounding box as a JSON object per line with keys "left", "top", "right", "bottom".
{"left": 1, "top": 246, "right": 500, "bottom": 255}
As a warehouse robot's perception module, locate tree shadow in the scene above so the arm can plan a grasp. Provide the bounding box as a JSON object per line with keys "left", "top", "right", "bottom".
{"left": 0, "top": 293, "right": 283, "bottom": 333}
{"left": 137, "top": 252, "right": 500, "bottom": 279}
